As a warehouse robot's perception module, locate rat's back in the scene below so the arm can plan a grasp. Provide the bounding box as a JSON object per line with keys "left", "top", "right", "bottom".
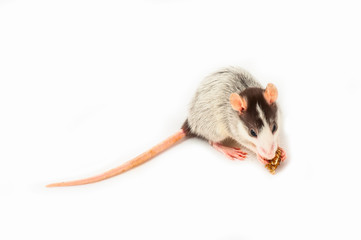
{"left": 187, "top": 67, "right": 262, "bottom": 142}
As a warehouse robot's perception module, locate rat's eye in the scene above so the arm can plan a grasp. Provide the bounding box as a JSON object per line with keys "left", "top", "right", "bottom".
{"left": 250, "top": 129, "right": 257, "bottom": 137}
{"left": 272, "top": 124, "right": 277, "bottom": 133}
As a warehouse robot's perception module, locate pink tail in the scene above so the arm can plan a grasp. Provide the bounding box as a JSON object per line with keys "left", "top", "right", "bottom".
{"left": 47, "top": 129, "right": 186, "bottom": 187}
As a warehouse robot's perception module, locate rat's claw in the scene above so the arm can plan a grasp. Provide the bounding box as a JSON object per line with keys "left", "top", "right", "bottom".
{"left": 234, "top": 148, "right": 247, "bottom": 158}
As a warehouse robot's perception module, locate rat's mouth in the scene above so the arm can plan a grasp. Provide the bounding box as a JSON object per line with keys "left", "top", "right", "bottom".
{"left": 257, "top": 145, "right": 277, "bottom": 160}
{"left": 257, "top": 154, "right": 272, "bottom": 165}
{"left": 258, "top": 152, "right": 276, "bottom": 161}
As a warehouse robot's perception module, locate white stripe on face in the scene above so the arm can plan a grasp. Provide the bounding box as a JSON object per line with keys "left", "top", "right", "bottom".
{"left": 256, "top": 104, "right": 277, "bottom": 159}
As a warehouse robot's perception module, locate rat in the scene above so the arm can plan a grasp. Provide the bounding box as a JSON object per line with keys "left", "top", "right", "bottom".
{"left": 47, "top": 67, "right": 286, "bottom": 187}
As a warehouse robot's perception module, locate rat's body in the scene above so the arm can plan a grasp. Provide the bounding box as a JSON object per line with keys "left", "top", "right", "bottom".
{"left": 185, "top": 67, "right": 283, "bottom": 162}
{"left": 187, "top": 67, "right": 262, "bottom": 142}
{"left": 47, "top": 67, "right": 286, "bottom": 187}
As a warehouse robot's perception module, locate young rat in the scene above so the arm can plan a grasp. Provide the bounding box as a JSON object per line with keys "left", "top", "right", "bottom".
{"left": 47, "top": 67, "right": 286, "bottom": 187}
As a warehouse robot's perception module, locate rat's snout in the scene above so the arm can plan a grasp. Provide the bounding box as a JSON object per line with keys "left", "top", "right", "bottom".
{"left": 259, "top": 143, "right": 277, "bottom": 159}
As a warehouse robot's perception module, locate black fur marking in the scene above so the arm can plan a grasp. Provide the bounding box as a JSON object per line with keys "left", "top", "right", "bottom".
{"left": 238, "top": 88, "right": 278, "bottom": 136}
{"left": 181, "top": 119, "right": 198, "bottom": 138}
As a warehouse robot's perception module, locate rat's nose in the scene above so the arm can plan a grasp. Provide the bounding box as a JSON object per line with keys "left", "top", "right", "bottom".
{"left": 261, "top": 144, "right": 276, "bottom": 159}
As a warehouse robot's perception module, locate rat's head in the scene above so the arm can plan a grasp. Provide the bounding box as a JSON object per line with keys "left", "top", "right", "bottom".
{"left": 230, "top": 84, "right": 280, "bottom": 159}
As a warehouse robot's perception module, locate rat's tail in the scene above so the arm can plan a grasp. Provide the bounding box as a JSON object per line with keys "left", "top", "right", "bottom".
{"left": 46, "top": 129, "right": 187, "bottom": 187}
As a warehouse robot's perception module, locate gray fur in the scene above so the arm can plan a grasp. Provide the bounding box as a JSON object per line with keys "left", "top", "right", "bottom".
{"left": 187, "top": 67, "right": 263, "bottom": 146}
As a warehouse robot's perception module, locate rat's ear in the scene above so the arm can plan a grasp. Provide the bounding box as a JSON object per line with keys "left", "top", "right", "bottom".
{"left": 264, "top": 83, "right": 278, "bottom": 104}
{"left": 230, "top": 93, "right": 247, "bottom": 113}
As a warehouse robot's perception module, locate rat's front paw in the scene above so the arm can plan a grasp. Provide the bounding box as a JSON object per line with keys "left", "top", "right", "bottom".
{"left": 279, "top": 147, "right": 287, "bottom": 162}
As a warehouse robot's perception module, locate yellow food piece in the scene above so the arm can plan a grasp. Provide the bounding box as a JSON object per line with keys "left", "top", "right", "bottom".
{"left": 265, "top": 148, "right": 282, "bottom": 174}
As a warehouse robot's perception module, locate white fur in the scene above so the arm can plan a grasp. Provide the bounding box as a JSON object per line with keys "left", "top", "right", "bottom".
{"left": 236, "top": 121, "right": 257, "bottom": 153}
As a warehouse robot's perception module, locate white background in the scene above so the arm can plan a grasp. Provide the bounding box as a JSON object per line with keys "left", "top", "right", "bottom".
{"left": 1, "top": 0, "right": 360, "bottom": 239}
